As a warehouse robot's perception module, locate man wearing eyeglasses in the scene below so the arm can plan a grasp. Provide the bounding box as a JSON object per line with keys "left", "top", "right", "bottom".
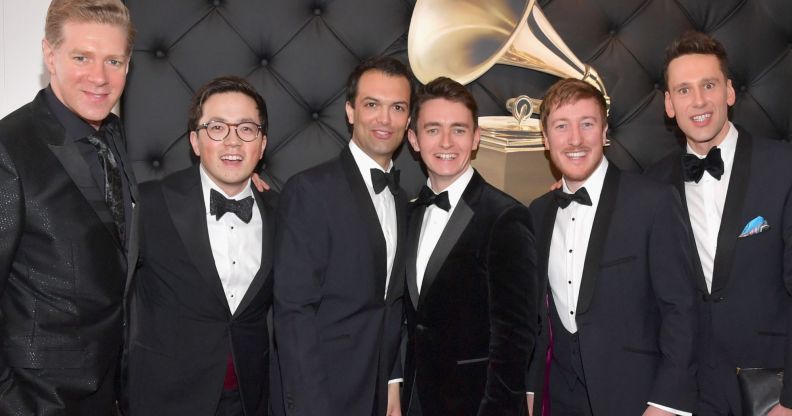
{"left": 127, "top": 76, "right": 277, "bottom": 416}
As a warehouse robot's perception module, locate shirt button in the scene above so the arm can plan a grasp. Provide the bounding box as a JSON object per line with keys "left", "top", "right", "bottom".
{"left": 568, "top": 281, "right": 572, "bottom": 284}
{"left": 231, "top": 226, "right": 235, "bottom": 230}
{"left": 230, "top": 294, "right": 235, "bottom": 298}
{"left": 232, "top": 261, "right": 236, "bottom": 265}
{"left": 568, "top": 249, "right": 573, "bottom": 253}
{"left": 570, "top": 311, "right": 574, "bottom": 315}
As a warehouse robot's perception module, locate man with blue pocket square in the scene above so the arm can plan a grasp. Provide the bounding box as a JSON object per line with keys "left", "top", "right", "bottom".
{"left": 645, "top": 31, "right": 792, "bottom": 416}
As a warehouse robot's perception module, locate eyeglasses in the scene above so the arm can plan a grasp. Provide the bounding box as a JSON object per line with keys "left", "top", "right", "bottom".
{"left": 196, "top": 121, "right": 262, "bottom": 142}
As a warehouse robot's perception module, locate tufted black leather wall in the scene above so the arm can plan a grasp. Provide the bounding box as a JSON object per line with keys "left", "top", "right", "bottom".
{"left": 123, "top": 0, "right": 792, "bottom": 196}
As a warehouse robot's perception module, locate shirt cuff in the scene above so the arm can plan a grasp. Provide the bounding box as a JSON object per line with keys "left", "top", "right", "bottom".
{"left": 526, "top": 392, "right": 535, "bottom": 396}
{"left": 647, "top": 401, "right": 692, "bottom": 416}
{"left": 388, "top": 378, "right": 403, "bottom": 385}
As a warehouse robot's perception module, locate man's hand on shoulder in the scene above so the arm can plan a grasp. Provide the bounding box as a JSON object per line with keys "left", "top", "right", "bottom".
{"left": 251, "top": 172, "right": 270, "bottom": 192}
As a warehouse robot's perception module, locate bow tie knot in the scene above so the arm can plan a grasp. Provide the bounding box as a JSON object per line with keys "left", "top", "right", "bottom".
{"left": 414, "top": 185, "right": 451, "bottom": 211}
{"left": 682, "top": 147, "right": 724, "bottom": 183}
{"left": 210, "top": 189, "right": 254, "bottom": 223}
{"left": 553, "top": 187, "right": 592, "bottom": 209}
{"left": 371, "top": 168, "right": 400, "bottom": 195}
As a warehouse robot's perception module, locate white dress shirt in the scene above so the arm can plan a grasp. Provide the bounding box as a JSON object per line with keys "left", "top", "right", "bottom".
{"left": 415, "top": 166, "right": 474, "bottom": 293}
{"left": 200, "top": 165, "right": 262, "bottom": 315}
{"left": 684, "top": 122, "right": 738, "bottom": 293}
{"left": 349, "top": 140, "right": 398, "bottom": 299}
{"left": 548, "top": 157, "right": 608, "bottom": 334}
{"left": 545, "top": 157, "right": 690, "bottom": 416}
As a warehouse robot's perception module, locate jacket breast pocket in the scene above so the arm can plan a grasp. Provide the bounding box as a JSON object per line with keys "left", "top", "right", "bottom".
{"left": 600, "top": 255, "right": 637, "bottom": 269}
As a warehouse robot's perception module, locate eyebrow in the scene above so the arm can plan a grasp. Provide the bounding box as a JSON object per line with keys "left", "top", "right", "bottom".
{"left": 421, "top": 121, "right": 471, "bottom": 128}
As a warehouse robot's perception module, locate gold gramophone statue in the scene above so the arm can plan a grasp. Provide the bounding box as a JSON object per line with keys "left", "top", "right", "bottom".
{"left": 408, "top": 0, "right": 610, "bottom": 202}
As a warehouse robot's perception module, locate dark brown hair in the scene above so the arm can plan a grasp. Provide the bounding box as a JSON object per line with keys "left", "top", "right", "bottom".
{"left": 411, "top": 76, "right": 478, "bottom": 130}
{"left": 188, "top": 76, "right": 268, "bottom": 135}
{"left": 345, "top": 56, "right": 416, "bottom": 108}
{"left": 663, "top": 31, "right": 729, "bottom": 90}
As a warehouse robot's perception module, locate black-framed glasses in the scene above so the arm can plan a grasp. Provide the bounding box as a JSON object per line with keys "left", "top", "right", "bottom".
{"left": 196, "top": 121, "right": 262, "bottom": 142}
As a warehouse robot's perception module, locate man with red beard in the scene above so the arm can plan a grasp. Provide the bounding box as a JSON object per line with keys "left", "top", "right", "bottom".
{"left": 645, "top": 31, "right": 792, "bottom": 416}
{"left": 526, "top": 79, "right": 698, "bottom": 416}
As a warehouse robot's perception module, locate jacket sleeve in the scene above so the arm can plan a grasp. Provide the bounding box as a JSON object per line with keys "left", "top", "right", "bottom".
{"left": 0, "top": 140, "right": 37, "bottom": 414}
{"left": 645, "top": 185, "right": 699, "bottom": 412}
{"left": 779, "top": 172, "right": 792, "bottom": 407}
{"left": 478, "top": 205, "right": 538, "bottom": 415}
{"left": 272, "top": 175, "right": 332, "bottom": 416}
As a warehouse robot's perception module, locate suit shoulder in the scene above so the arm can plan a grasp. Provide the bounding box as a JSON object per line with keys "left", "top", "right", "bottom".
{"left": 528, "top": 190, "right": 555, "bottom": 217}
{"left": 0, "top": 101, "right": 37, "bottom": 143}
{"left": 643, "top": 147, "right": 682, "bottom": 182}
{"left": 281, "top": 154, "right": 344, "bottom": 191}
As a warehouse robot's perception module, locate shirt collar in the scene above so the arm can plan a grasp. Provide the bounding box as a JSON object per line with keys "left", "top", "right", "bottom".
{"left": 44, "top": 85, "right": 118, "bottom": 142}
{"left": 349, "top": 140, "right": 394, "bottom": 192}
{"left": 561, "top": 156, "right": 609, "bottom": 206}
{"left": 199, "top": 164, "right": 254, "bottom": 214}
{"left": 427, "top": 165, "right": 474, "bottom": 212}
{"left": 686, "top": 121, "right": 738, "bottom": 169}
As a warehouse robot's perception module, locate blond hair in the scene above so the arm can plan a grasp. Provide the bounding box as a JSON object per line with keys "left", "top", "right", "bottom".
{"left": 45, "top": 0, "right": 135, "bottom": 55}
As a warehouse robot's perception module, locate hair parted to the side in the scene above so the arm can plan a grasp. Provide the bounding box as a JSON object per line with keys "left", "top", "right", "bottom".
{"left": 188, "top": 76, "right": 269, "bottom": 135}
{"left": 663, "top": 31, "right": 729, "bottom": 90}
{"left": 345, "top": 56, "right": 416, "bottom": 108}
{"left": 45, "top": 0, "right": 135, "bottom": 55}
{"left": 540, "top": 78, "right": 608, "bottom": 132}
{"left": 411, "top": 76, "right": 478, "bottom": 130}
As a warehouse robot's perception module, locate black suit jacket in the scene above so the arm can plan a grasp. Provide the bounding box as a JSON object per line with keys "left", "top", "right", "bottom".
{"left": 402, "top": 171, "right": 537, "bottom": 415}
{"left": 527, "top": 164, "right": 698, "bottom": 415}
{"left": 644, "top": 129, "right": 792, "bottom": 407}
{"left": 0, "top": 89, "right": 139, "bottom": 415}
{"left": 273, "top": 146, "right": 407, "bottom": 416}
{"left": 127, "top": 165, "right": 276, "bottom": 416}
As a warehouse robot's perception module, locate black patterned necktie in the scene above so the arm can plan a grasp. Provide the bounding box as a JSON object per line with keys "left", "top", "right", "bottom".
{"left": 553, "top": 187, "right": 592, "bottom": 209}
{"left": 682, "top": 147, "right": 724, "bottom": 183}
{"left": 210, "top": 189, "right": 254, "bottom": 223}
{"left": 86, "top": 133, "right": 125, "bottom": 242}
{"left": 370, "top": 168, "right": 400, "bottom": 195}
{"left": 414, "top": 185, "right": 451, "bottom": 211}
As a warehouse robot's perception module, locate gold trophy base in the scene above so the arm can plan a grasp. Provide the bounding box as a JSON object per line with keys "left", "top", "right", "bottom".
{"left": 472, "top": 145, "right": 559, "bottom": 206}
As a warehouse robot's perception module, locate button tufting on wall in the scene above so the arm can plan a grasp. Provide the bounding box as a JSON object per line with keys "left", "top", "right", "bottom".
{"left": 260, "top": 58, "right": 268, "bottom": 66}
{"left": 155, "top": 50, "right": 165, "bottom": 58}
{"left": 212, "top": 0, "right": 221, "bottom": 7}
{"left": 151, "top": 159, "right": 161, "bottom": 168}
{"left": 313, "top": 7, "right": 322, "bottom": 16}
{"left": 741, "top": 85, "right": 747, "bottom": 92}
{"left": 312, "top": 112, "right": 320, "bottom": 120}
{"left": 609, "top": 29, "right": 616, "bottom": 36}
{"left": 654, "top": 83, "right": 660, "bottom": 90}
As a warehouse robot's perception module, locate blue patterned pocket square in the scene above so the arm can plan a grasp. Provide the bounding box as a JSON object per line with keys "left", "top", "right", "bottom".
{"left": 739, "top": 216, "right": 770, "bottom": 238}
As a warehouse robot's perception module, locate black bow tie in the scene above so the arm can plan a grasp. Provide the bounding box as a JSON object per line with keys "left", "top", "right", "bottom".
{"left": 414, "top": 185, "right": 451, "bottom": 211}
{"left": 682, "top": 147, "right": 724, "bottom": 183}
{"left": 553, "top": 187, "right": 592, "bottom": 209}
{"left": 210, "top": 189, "right": 254, "bottom": 223}
{"left": 371, "top": 168, "right": 400, "bottom": 195}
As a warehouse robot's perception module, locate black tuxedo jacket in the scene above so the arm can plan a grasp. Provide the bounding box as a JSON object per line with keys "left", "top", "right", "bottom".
{"left": 0, "top": 89, "right": 139, "bottom": 415}
{"left": 527, "top": 164, "right": 698, "bottom": 415}
{"left": 402, "top": 171, "right": 537, "bottom": 415}
{"left": 127, "top": 165, "right": 276, "bottom": 416}
{"left": 273, "top": 146, "right": 407, "bottom": 416}
{"left": 645, "top": 129, "right": 792, "bottom": 407}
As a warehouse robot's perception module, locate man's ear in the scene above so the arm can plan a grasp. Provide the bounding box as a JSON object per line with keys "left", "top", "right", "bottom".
{"left": 601, "top": 124, "right": 609, "bottom": 146}
{"left": 258, "top": 135, "right": 267, "bottom": 160}
{"left": 345, "top": 101, "right": 354, "bottom": 125}
{"left": 664, "top": 91, "right": 676, "bottom": 119}
{"left": 42, "top": 39, "right": 56, "bottom": 75}
{"left": 472, "top": 127, "right": 481, "bottom": 151}
{"left": 189, "top": 131, "right": 200, "bottom": 157}
{"left": 407, "top": 129, "right": 420, "bottom": 152}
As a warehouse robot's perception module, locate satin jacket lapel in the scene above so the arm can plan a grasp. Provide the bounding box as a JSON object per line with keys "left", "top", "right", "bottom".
{"left": 163, "top": 166, "right": 230, "bottom": 315}
{"left": 406, "top": 204, "right": 425, "bottom": 310}
{"left": 234, "top": 190, "right": 275, "bottom": 318}
{"left": 577, "top": 165, "right": 620, "bottom": 315}
{"left": 711, "top": 131, "right": 752, "bottom": 293}
{"left": 37, "top": 99, "right": 123, "bottom": 251}
{"left": 417, "top": 173, "right": 482, "bottom": 307}
{"left": 671, "top": 153, "right": 709, "bottom": 294}
{"left": 340, "top": 147, "right": 388, "bottom": 296}
{"left": 386, "top": 191, "right": 408, "bottom": 304}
